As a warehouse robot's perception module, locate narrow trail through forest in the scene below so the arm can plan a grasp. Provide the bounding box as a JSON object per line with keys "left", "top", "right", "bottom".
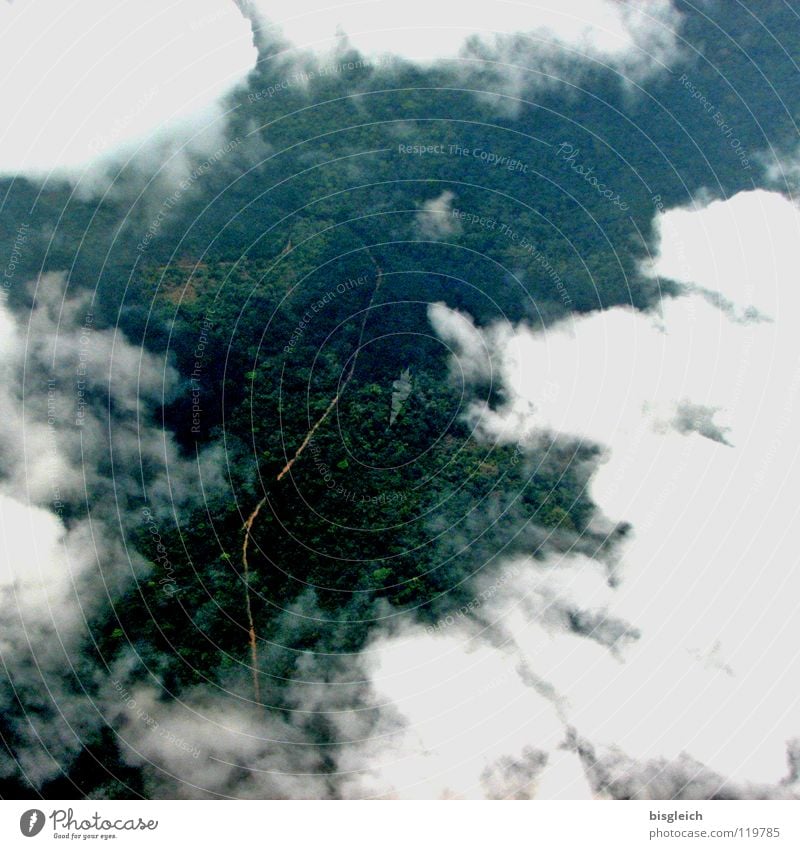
{"left": 240, "top": 247, "right": 384, "bottom": 701}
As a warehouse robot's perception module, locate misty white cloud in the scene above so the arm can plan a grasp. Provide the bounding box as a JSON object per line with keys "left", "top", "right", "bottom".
{"left": 336, "top": 559, "right": 606, "bottom": 799}
{"left": 422, "top": 189, "right": 800, "bottom": 796}
{"left": 0, "top": 274, "right": 227, "bottom": 787}
{"left": 415, "top": 190, "right": 460, "bottom": 241}
{"left": 428, "top": 302, "right": 495, "bottom": 384}
{"left": 0, "top": 0, "right": 256, "bottom": 176}
{"left": 248, "top": 0, "right": 681, "bottom": 71}
{"left": 645, "top": 189, "right": 794, "bottom": 320}
{"left": 111, "top": 686, "right": 330, "bottom": 799}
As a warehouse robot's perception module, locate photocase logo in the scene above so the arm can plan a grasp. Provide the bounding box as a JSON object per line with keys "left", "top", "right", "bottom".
{"left": 389, "top": 368, "right": 413, "bottom": 426}
{"left": 19, "top": 810, "right": 46, "bottom": 837}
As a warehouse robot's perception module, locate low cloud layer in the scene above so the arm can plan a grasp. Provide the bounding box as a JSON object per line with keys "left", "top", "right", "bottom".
{"left": 413, "top": 189, "right": 800, "bottom": 797}
{"left": 0, "top": 275, "right": 225, "bottom": 788}
{"left": 0, "top": 0, "right": 682, "bottom": 183}
{"left": 416, "top": 191, "right": 460, "bottom": 241}
{"left": 0, "top": 0, "right": 256, "bottom": 176}
{"left": 247, "top": 0, "right": 681, "bottom": 71}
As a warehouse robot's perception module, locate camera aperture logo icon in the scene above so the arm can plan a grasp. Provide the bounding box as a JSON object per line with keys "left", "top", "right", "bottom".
{"left": 20, "top": 809, "right": 46, "bottom": 837}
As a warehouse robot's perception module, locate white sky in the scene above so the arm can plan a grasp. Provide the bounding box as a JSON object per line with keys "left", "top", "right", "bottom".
{"left": 0, "top": 0, "right": 256, "bottom": 175}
